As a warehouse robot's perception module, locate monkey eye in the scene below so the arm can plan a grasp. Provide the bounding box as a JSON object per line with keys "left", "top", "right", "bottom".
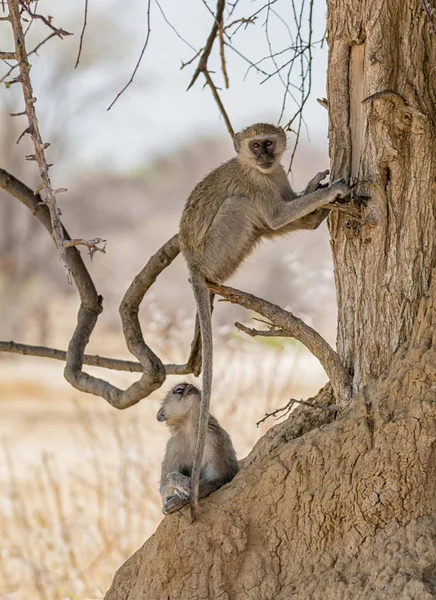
{"left": 252, "top": 142, "right": 260, "bottom": 149}
{"left": 265, "top": 140, "right": 273, "bottom": 146}
{"left": 174, "top": 384, "right": 186, "bottom": 395}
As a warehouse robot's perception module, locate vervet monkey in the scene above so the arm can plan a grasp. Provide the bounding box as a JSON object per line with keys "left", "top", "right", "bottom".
{"left": 158, "top": 382, "right": 239, "bottom": 515}
{"left": 179, "top": 122, "right": 352, "bottom": 520}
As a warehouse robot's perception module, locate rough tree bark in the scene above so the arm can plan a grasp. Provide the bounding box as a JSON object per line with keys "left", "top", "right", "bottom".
{"left": 104, "top": 0, "right": 436, "bottom": 597}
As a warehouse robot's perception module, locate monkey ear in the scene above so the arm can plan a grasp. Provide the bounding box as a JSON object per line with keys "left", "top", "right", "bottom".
{"left": 157, "top": 407, "right": 166, "bottom": 422}
{"left": 233, "top": 132, "right": 242, "bottom": 152}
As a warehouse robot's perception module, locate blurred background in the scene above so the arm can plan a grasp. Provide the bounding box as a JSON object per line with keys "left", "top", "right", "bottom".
{"left": 0, "top": 1, "right": 334, "bottom": 598}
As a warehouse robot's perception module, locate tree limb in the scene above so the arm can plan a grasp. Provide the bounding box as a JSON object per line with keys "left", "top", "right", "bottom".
{"left": 0, "top": 341, "right": 190, "bottom": 375}
{"left": 0, "top": 169, "right": 190, "bottom": 408}
{"left": 209, "top": 283, "right": 352, "bottom": 404}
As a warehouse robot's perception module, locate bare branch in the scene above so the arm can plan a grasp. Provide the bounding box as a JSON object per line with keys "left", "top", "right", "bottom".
{"left": 218, "top": 19, "right": 229, "bottom": 88}
{"left": 63, "top": 237, "right": 107, "bottom": 259}
{"left": 0, "top": 341, "right": 190, "bottom": 376}
{"left": 7, "top": 0, "right": 71, "bottom": 279}
{"left": 187, "top": 0, "right": 225, "bottom": 90}
{"left": 0, "top": 169, "right": 191, "bottom": 408}
{"left": 18, "top": 1, "right": 71, "bottom": 37}
{"left": 74, "top": 0, "right": 89, "bottom": 68}
{"left": 209, "top": 282, "right": 352, "bottom": 404}
{"left": 235, "top": 323, "right": 285, "bottom": 337}
{"left": 203, "top": 70, "right": 234, "bottom": 137}
{"left": 0, "top": 51, "right": 16, "bottom": 59}
{"left": 0, "top": 32, "right": 59, "bottom": 86}
{"left": 256, "top": 397, "right": 338, "bottom": 427}
{"left": 107, "top": 0, "right": 152, "bottom": 110}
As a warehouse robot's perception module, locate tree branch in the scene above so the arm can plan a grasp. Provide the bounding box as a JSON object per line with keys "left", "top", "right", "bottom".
{"left": 209, "top": 283, "right": 352, "bottom": 404}
{"left": 107, "top": 0, "right": 152, "bottom": 110}
{"left": 0, "top": 341, "right": 190, "bottom": 375}
{"left": 6, "top": 0, "right": 101, "bottom": 282}
{"left": 0, "top": 169, "right": 190, "bottom": 408}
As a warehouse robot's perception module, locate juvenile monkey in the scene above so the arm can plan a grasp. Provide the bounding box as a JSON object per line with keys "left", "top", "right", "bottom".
{"left": 179, "top": 123, "right": 352, "bottom": 520}
{"left": 157, "top": 382, "right": 239, "bottom": 515}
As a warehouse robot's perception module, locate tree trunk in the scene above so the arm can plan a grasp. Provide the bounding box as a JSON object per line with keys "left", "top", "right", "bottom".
{"left": 104, "top": 1, "right": 436, "bottom": 598}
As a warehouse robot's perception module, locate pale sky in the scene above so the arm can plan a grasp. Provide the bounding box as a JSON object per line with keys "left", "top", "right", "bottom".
{"left": 1, "top": 0, "right": 329, "bottom": 174}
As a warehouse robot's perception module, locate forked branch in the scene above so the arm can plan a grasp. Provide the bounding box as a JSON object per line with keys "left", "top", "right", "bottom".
{"left": 0, "top": 169, "right": 191, "bottom": 408}
{"left": 209, "top": 283, "right": 352, "bottom": 404}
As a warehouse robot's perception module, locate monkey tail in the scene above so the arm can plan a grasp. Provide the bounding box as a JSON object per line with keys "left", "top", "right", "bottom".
{"left": 189, "top": 269, "right": 213, "bottom": 522}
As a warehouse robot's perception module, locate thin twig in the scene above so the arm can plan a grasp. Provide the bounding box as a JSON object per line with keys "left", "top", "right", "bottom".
{"left": 63, "top": 237, "right": 107, "bottom": 259}
{"left": 75, "top": 0, "right": 89, "bottom": 68}
{"left": 155, "top": 0, "right": 197, "bottom": 52}
{"left": 107, "top": 0, "right": 152, "bottom": 110}
{"left": 256, "top": 397, "right": 338, "bottom": 427}
{"left": 203, "top": 70, "right": 234, "bottom": 137}
{"left": 0, "top": 32, "right": 59, "bottom": 85}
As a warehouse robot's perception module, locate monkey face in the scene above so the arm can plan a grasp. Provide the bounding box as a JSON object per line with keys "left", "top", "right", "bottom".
{"left": 234, "top": 123, "right": 286, "bottom": 172}
{"left": 249, "top": 138, "right": 278, "bottom": 170}
{"left": 157, "top": 382, "right": 201, "bottom": 424}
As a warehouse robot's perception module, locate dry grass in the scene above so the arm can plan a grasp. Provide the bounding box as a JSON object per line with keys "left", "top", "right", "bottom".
{"left": 0, "top": 318, "right": 327, "bottom": 600}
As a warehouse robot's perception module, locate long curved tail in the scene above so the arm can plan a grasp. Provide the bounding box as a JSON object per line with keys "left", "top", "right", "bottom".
{"left": 189, "top": 269, "right": 213, "bottom": 522}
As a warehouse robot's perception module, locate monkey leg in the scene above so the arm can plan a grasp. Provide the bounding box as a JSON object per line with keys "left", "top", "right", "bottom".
{"left": 187, "top": 292, "right": 215, "bottom": 377}
{"left": 162, "top": 471, "right": 191, "bottom": 497}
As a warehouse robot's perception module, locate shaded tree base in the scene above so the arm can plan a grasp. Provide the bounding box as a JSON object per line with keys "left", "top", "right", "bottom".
{"left": 104, "top": 319, "right": 436, "bottom": 599}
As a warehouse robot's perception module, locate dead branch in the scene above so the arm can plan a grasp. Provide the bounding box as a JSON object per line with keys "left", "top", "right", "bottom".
{"left": 7, "top": 0, "right": 71, "bottom": 279}
{"left": 63, "top": 237, "right": 107, "bottom": 259}
{"left": 183, "top": 0, "right": 234, "bottom": 138}
{"left": 0, "top": 341, "right": 190, "bottom": 375}
{"left": 18, "top": 1, "right": 71, "bottom": 38}
{"left": 202, "top": 70, "right": 234, "bottom": 137}
{"left": 107, "top": 0, "right": 152, "bottom": 110}
{"left": 209, "top": 282, "right": 352, "bottom": 404}
{"left": 75, "top": 0, "right": 89, "bottom": 68}
{"left": 187, "top": 0, "right": 225, "bottom": 90}
{"left": 0, "top": 169, "right": 190, "bottom": 408}
{"left": 256, "top": 397, "right": 338, "bottom": 427}
{"left": 0, "top": 51, "right": 16, "bottom": 59}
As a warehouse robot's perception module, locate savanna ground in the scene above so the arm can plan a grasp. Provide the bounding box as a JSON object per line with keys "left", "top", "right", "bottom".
{"left": 0, "top": 298, "right": 328, "bottom": 600}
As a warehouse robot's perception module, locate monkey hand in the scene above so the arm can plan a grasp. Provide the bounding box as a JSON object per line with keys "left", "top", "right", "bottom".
{"left": 162, "top": 492, "right": 190, "bottom": 515}
{"left": 328, "top": 179, "right": 353, "bottom": 203}
{"left": 304, "top": 169, "right": 330, "bottom": 194}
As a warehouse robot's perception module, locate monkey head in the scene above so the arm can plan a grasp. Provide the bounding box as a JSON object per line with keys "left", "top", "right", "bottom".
{"left": 157, "top": 382, "right": 201, "bottom": 427}
{"left": 233, "top": 122, "right": 287, "bottom": 172}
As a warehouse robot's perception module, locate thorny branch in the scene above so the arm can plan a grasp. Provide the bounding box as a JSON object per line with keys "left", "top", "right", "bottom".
{"left": 0, "top": 169, "right": 194, "bottom": 408}
{"left": 4, "top": 0, "right": 105, "bottom": 279}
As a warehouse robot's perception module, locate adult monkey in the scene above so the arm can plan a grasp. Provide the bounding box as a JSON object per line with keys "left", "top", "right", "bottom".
{"left": 179, "top": 123, "right": 351, "bottom": 521}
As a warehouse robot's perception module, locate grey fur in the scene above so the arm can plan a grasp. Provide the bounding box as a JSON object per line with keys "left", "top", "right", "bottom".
{"left": 179, "top": 123, "right": 351, "bottom": 520}
{"left": 158, "top": 383, "right": 239, "bottom": 515}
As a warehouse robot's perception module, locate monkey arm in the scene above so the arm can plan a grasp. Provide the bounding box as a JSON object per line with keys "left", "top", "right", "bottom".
{"left": 266, "top": 180, "right": 351, "bottom": 230}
